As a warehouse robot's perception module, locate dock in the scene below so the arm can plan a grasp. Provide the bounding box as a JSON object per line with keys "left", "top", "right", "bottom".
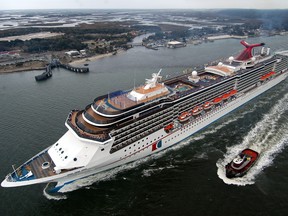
{"left": 35, "top": 59, "right": 89, "bottom": 81}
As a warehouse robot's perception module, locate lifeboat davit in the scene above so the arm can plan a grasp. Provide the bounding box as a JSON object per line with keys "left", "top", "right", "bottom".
{"left": 225, "top": 148, "right": 259, "bottom": 178}
{"left": 178, "top": 112, "right": 191, "bottom": 123}
{"left": 192, "top": 106, "right": 203, "bottom": 116}
{"left": 203, "top": 101, "right": 214, "bottom": 110}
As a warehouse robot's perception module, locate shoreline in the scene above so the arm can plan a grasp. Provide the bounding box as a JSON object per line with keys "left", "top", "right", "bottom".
{"left": 0, "top": 50, "right": 125, "bottom": 74}
{"left": 0, "top": 67, "right": 45, "bottom": 74}
{"left": 0, "top": 60, "right": 47, "bottom": 74}
{"left": 69, "top": 50, "right": 125, "bottom": 67}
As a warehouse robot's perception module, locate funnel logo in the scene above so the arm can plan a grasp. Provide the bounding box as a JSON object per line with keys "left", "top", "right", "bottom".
{"left": 152, "top": 140, "right": 162, "bottom": 151}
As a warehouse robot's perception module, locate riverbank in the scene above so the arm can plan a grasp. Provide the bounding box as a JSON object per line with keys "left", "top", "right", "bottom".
{"left": 0, "top": 51, "right": 124, "bottom": 74}
{"left": 69, "top": 50, "right": 124, "bottom": 66}
{"left": 0, "top": 60, "right": 46, "bottom": 74}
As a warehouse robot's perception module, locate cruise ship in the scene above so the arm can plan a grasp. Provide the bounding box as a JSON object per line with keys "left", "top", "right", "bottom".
{"left": 2, "top": 41, "right": 288, "bottom": 193}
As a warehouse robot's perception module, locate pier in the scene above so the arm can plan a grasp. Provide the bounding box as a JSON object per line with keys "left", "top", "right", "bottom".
{"left": 35, "top": 59, "right": 89, "bottom": 81}
{"left": 58, "top": 63, "right": 89, "bottom": 73}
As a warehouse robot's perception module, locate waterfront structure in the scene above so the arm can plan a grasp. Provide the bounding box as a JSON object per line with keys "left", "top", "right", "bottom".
{"left": 167, "top": 40, "right": 186, "bottom": 48}
{"left": 2, "top": 41, "right": 288, "bottom": 193}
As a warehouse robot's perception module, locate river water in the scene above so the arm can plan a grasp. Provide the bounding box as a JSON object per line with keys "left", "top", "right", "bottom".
{"left": 1, "top": 35, "right": 288, "bottom": 216}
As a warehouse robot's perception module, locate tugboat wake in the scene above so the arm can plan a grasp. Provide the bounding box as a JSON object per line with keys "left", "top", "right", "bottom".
{"left": 217, "top": 92, "right": 288, "bottom": 185}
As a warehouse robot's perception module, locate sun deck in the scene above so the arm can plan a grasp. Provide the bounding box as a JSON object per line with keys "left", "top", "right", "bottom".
{"left": 93, "top": 87, "right": 170, "bottom": 114}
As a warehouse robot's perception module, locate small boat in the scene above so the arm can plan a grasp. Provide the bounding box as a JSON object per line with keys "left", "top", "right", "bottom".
{"left": 222, "top": 92, "right": 231, "bottom": 100}
{"left": 203, "top": 101, "right": 214, "bottom": 110}
{"left": 229, "top": 89, "right": 237, "bottom": 96}
{"left": 178, "top": 112, "right": 191, "bottom": 123}
{"left": 164, "top": 123, "right": 174, "bottom": 133}
{"left": 225, "top": 148, "right": 259, "bottom": 178}
{"left": 192, "top": 106, "right": 203, "bottom": 116}
{"left": 213, "top": 97, "right": 222, "bottom": 105}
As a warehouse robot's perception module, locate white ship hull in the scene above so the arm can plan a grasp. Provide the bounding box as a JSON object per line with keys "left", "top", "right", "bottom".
{"left": 4, "top": 71, "right": 286, "bottom": 192}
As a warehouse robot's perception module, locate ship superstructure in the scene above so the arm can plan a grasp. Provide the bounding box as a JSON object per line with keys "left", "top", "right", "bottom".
{"left": 2, "top": 41, "right": 288, "bottom": 192}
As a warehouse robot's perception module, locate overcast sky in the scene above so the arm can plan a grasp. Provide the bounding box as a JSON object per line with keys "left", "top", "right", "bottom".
{"left": 2, "top": 0, "right": 288, "bottom": 10}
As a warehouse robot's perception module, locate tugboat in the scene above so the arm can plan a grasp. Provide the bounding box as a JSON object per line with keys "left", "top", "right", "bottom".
{"left": 225, "top": 148, "right": 259, "bottom": 178}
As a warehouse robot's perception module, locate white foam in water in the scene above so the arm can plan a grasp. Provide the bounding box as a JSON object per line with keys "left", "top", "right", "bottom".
{"left": 43, "top": 184, "right": 68, "bottom": 200}
{"left": 217, "top": 92, "right": 288, "bottom": 186}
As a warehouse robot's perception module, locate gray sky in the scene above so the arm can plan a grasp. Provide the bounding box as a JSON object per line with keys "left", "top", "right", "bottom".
{"left": 2, "top": 0, "right": 288, "bottom": 10}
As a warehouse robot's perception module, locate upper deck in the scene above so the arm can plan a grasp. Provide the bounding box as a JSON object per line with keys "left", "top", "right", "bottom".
{"left": 64, "top": 41, "right": 279, "bottom": 143}
{"left": 90, "top": 53, "right": 273, "bottom": 118}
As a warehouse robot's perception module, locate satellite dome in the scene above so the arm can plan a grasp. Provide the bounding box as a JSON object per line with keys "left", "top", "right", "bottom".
{"left": 192, "top": 71, "right": 197, "bottom": 77}
{"left": 251, "top": 57, "right": 256, "bottom": 62}
{"left": 229, "top": 56, "right": 234, "bottom": 62}
{"left": 218, "top": 62, "right": 223, "bottom": 66}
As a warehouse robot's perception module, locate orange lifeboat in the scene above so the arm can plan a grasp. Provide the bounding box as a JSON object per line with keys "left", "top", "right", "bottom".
{"left": 222, "top": 93, "right": 230, "bottom": 100}
{"left": 229, "top": 89, "right": 237, "bottom": 96}
{"left": 203, "top": 101, "right": 214, "bottom": 110}
{"left": 164, "top": 123, "right": 174, "bottom": 132}
{"left": 213, "top": 97, "right": 222, "bottom": 104}
{"left": 192, "top": 106, "right": 203, "bottom": 116}
{"left": 260, "top": 74, "right": 269, "bottom": 81}
{"left": 260, "top": 71, "right": 276, "bottom": 81}
{"left": 269, "top": 71, "right": 276, "bottom": 76}
{"left": 178, "top": 112, "right": 191, "bottom": 123}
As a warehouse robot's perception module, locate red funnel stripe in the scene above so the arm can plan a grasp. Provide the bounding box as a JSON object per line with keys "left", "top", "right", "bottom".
{"left": 235, "top": 41, "right": 265, "bottom": 61}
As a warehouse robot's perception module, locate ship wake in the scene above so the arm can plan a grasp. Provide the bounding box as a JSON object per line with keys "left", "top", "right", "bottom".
{"left": 216, "top": 92, "right": 288, "bottom": 186}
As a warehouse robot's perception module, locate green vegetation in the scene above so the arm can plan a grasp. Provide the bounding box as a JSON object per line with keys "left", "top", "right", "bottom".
{"left": 0, "top": 22, "right": 138, "bottom": 54}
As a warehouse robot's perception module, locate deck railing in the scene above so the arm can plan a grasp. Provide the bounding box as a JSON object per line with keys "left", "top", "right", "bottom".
{"left": 66, "top": 110, "right": 111, "bottom": 142}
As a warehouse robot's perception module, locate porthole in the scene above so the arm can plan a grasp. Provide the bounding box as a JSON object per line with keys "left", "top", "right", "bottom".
{"left": 41, "top": 161, "right": 50, "bottom": 169}
{"left": 65, "top": 156, "right": 68, "bottom": 159}
{"left": 61, "top": 151, "right": 64, "bottom": 154}
{"left": 74, "top": 158, "right": 77, "bottom": 161}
